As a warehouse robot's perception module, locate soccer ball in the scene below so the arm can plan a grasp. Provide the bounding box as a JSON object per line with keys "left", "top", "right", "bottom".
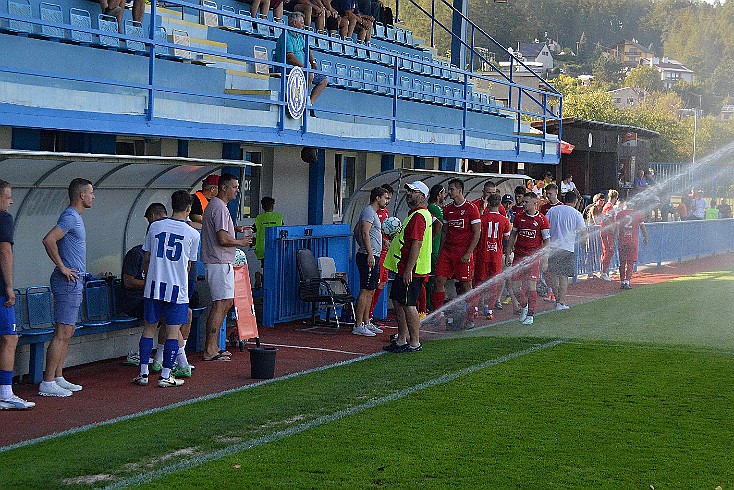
{"left": 234, "top": 248, "right": 248, "bottom": 266}
{"left": 382, "top": 216, "right": 402, "bottom": 236}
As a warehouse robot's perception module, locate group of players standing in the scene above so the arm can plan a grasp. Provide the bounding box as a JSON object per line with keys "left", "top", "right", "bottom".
{"left": 356, "top": 175, "right": 650, "bottom": 339}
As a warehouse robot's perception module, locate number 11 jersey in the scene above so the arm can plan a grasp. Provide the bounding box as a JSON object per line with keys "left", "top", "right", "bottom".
{"left": 143, "top": 218, "right": 201, "bottom": 304}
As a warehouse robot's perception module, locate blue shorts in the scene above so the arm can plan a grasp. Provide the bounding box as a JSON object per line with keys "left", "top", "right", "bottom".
{"left": 50, "top": 270, "right": 84, "bottom": 326}
{"left": 144, "top": 298, "right": 189, "bottom": 326}
{"left": 0, "top": 299, "right": 17, "bottom": 335}
{"left": 313, "top": 73, "right": 327, "bottom": 86}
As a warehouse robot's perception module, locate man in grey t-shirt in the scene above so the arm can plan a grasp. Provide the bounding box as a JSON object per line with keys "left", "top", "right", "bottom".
{"left": 39, "top": 178, "right": 95, "bottom": 398}
{"left": 352, "top": 187, "right": 390, "bottom": 337}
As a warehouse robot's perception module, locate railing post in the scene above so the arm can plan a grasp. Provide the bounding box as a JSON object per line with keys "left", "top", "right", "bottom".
{"left": 515, "top": 88, "right": 522, "bottom": 156}
{"left": 392, "top": 54, "right": 398, "bottom": 143}
{"left": 302, "top": 31, "right": 310, "bottom": 134}
{"left": 541, "top": 92, "right": 547, "bottom": 159}
{"left": 146, "top": 0, "right": 157, "bottom": 121}
{"left": 461, "top": 73, "right": 467, "bottom": 149}
{"left": 430, "top": 0, "right": 435, "bottom": 47}
{"left": 278, "top": 28, "right": 287, "bottom": 133}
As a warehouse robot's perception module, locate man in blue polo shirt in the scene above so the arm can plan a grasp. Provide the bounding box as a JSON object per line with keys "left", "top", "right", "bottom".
{"left": 274, "top": 11, "right": 328, "bottom": 108}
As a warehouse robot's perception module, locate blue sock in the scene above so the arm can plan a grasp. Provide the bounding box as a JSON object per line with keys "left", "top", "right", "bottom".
{"left": 0, "top": 369, "right": 12, "bottom": 386}
{"left": 139, "top": 337, "right": 154, "bottom": 376}
{"left": 161, "top": 339, "right": 179, "bottom": 378}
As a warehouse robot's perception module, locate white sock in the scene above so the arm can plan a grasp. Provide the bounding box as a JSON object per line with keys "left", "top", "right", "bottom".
{"left": 0, "top": 384, "right": 12, "bottom": 399}
{"left": 161, "top": 367, "right": 171, "bottom": 379}
{"left": 182, "top": 339, "right": 187, "bottom": 348}
{"left": 40, "top": 380, "right": 56, "bottom": 390}
{"left": 154, "top": 344, "right": 165, "bottom": 363}
{"left": 54, "top": 376, "right": 65, "bottom": 384}
{"left": 176, "top": 347, "right": 189, "bottom": 369}
{"left": 140, "top": 364, "right": 149, "bottom": 376}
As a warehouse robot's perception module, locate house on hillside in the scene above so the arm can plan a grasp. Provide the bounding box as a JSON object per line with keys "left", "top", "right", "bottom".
{"left": 642, "top": 57, "right": 696, "bottom": 89}
{"left": 606, "top": 40, "right": 654, "bottom": 67}
{"left": 608, "top": 87, "right": 645, "bottom": 109}
{"left": 515, "top": 42, "right": 554, "bottom": 74}
{"left": 719, "top": 105, "right": 734, "bottom": 122}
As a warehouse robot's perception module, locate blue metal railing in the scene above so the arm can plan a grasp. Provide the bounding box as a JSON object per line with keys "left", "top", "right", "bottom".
{"left": 0, "top": 0, "right": 562, "bottom": 158}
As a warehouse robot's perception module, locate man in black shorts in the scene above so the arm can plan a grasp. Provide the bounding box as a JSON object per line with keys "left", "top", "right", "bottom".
{"left": 382, "top": 181, "right": 432, "bottom": 353}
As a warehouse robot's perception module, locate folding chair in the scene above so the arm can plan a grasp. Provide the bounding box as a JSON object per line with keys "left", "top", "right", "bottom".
{"left": 296, "top": 249, "right": 355, "bottom": 333}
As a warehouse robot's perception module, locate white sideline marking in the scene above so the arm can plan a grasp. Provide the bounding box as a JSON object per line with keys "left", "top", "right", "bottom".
{"left": 103, "top": 340, "right": 565, "bottom": 489}
{"left": 0, "top": 352, "right": 384, "bottom": 454}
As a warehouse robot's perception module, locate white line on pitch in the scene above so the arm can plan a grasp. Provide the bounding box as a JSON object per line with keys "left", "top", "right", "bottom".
{"left": 259, "top": 343, "right": 369, "bottom": 356}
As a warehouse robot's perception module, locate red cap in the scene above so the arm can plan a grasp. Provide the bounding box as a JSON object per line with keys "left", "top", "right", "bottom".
{"left": 203, "top": 174, "right": 220, "bottom": 187}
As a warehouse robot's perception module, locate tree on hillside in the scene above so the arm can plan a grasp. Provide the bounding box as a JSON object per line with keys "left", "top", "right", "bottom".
{"left": 625, "top": 65, "right": 662, "bottom": 93}
{"left": 592, "top": 53, "right": 623, "bottom": 87}
{"left": 562, "top": 91, "right": 621, "bottom": 122}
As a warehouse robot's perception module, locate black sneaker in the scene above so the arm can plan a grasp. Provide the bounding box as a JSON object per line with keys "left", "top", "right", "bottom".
{"left": 394, "top": 343, "right": 422, "bottom": 353}
{"left": 389, "top": 333, "right": 398, "bottom": 342}
{"left": 383, "top": 341, "right": 404, "bottom": 352}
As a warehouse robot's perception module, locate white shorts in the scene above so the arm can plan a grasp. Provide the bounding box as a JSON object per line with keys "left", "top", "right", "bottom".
{"left": 205, "top": 263, "right": 235, "bottom": 301}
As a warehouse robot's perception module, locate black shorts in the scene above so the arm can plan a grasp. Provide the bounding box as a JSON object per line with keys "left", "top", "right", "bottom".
{"left": 547, "top": 250, "right": 575, "bottom": 277}
{"left": 356, "top": 252, "right": 380, "bottom": 291}
{"left": 389, "top": 276, "right": 424, "bottom": 306}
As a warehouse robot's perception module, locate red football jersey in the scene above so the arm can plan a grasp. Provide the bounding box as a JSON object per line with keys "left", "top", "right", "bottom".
{"left": 540, "top": 200, "right": 563, "bottom": 215}
{"left": 442, "top": 200, "right": 481, "bottom": 252}
{"left": 472, "top": 197, "right": 507, "bottom": 216}
{"left": 477, "top": 211, "right": 511, "bottom": 262}
{"left": 616, "top": 209, "right": 644, "bottom": 247}
{"left": 512, "top": 210, "right": 550, "bottom": 256}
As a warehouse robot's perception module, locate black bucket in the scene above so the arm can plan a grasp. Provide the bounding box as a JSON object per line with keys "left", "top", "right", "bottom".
{"left": 248, "top": 347, "right": 278, "bottom": 379}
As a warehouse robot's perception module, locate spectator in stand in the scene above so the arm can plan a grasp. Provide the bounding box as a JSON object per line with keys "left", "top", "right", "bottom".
{"left": 690, "top": 190, "right": 707, "bottom": 220}
{"left": 504, "top": 192, "right": 550, "bottom": 325}
{"left": 633, "top": 169, "right": 648, "bottom": 193}
{"left": 645, "top": 168, "right": 656, "bottom": 187}
{"left": 560, "top": 175, "right": 578, "bottom": 198}
{"left": 357, "top": 0, "right": 381, "bottom": 24}
{"left": 352, "top": 187, "right": 389, "bottom": 337}
{"left": 545, "top": 191, "right": 585, "bottom": 310}
{"left": 274, "top": 12, "right": 329, "bottom": 108}
{"left": 247, "top": 0, "right": 284, "bottom": 22}
{"left": 0, "top": 180, "right": 35, "bottom": 410}
{"left": 535, "top": 171, "right": 554, "bottom": 195}
{"left": 599, "top": 189, "right": 619, "bottom": 282}
{"left": 717, "top": 198, "right": 732, "bottom": 219}
{"left": 382, "top": 181, "right": 432, "bottom": 353}
{"left": 616, "top": 200, "right": 648, "bottom": 289}
{"left": 190, "top": 175, "right": 220, "bottom": 226}
{"left": 332, "top": 0, "right": 372, "bottom": 42}
{"left": 677, "top": 195, "right": 690, "bottom": 221}
{"left": 321, "top": 0, "right": 348, "bottom": 35}
{"left": 705, "top": 199, "right": 720, "bottom": 220}
{"left": 526, "top": 179, "right": 540, "bottom": 198}
{"left": 39, "top": 179, "right": 95, "bottom": 397}
{"left": 283, "top": 0, "right": 326, "bottom": 32}
{"left": 254, "top": 197, "right": 284, "bottom": 268}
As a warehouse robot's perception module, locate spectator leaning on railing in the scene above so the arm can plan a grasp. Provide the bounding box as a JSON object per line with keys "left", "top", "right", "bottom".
{"left": 274, "top": 12, "right": 329, "bottom": 110}
{"left": 331, "top": 0, "right": 372, "bottom": 43}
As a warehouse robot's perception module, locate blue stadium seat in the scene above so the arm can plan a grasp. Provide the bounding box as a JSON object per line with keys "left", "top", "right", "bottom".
{"left": 349, "top": 66, "right": 362, "bottom": 90}
{"left": 385, "top": 25, "right": 395, "bottom": 41}
{"left": 110, "top": 278, "right": 137, "bottom": 323}
{"left": 200, "top": 0, "right": 218, "bottom": 28}
{"left": 69, "top": 7, "right": 92, "bottom": 44}
{"left": 443, "top": 85, "right": 453, "bottom": 106}
{"left": 124, "top": 19, "right": 145, "bottom": 53}
{"left": 79, "top": 280, "right": 112, "bottom": 328}
{"left": 398, "top": 76, "right": 410, "bottom": 98}
{"left": 39, "top": 2, "right": 65, "bottom": 39}
{"left": 453, "top": 87, "right": 464, "bottom": 107}
{"left": 334, "top": 62, "right": 347, "bottom": 87}
{"left": 375, "top": 70, "right": 387, "bottom": 94}
{"left": 97, "top": 13, "right": 120, "bottom": 48}
{"left": 363, "top": 68, "right": 375, "bottom": 92}
{"left": 26, "top": 286, "right": 55, "bottom": 330}
{"left": 238, "top": 9, "right": 254, "bottom": 34}
{"left": 7, "top": 0, "right": 33, "bottom": 34}
{"left": 395, "top": 27, "right": 405, "bottom": 44}
{"left": 433, "top": 83, "right": 444, "bottom": 105}
{"left": 315, "top": 31, "right": 330, "bottom": 51}
{"left": 329, "top": 33, "right": 343, "bottom": 55}
{"left": 343, "top": 40, "right": 356, "bottom": 57}
{"left": 412, "top": 78, "right": 424, "bottom": 101}
{"left": 373, "top": 22, "right": 384, "bottom": 39}
{"left": 220, "top": 4, "right": 237, "bottom": 30}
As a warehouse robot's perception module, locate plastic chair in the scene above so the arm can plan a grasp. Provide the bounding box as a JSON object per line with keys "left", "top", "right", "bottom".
{"left": 40, "top": 2, "right": 65, "bottom": 39}
{"left": 296, "top": 249, "right": 355, "bottom": 333}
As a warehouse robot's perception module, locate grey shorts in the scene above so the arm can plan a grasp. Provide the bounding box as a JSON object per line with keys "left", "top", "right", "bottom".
{"left": 547, "top": 250, "right": 575, "bottom": 277}
{"left": 50, "top": 269, "right": 84, "bottom": 326}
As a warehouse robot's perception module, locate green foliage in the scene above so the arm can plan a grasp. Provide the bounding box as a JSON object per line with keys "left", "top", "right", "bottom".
{"left": 625, "top": 65, "right": 662, "bottom": 92}
{"left": 561, "top": 91, "right": 622, "bottom": 122}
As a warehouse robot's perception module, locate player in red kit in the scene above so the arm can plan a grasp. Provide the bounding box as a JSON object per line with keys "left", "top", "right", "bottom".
{"left": 472, "top": 181, "right": 507, "bottom": 217}
{"left": 504, "top": 192, "right": 550, "bottom": 325}
{"left": 540, "top": 183, "right": 563, "bottom": 215}
{"left": 474, "top": 193, "right": 511, "bottom": 320}
{"left": 432, "top": 178, "right": 481, "bottom": 319}
{"left": 616, "top": 201, "right": 648, "bottom": 289}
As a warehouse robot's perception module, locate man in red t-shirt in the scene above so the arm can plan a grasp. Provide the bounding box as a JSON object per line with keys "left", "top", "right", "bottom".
{"left": 599, "top": 189, "right": 619, "bottom": 281}
{"left": 384, "top": 181, "right": 432, "bottom": 353}
{"left": 615, "top": 202, "right": 648, "bottom": 289}
{"left": 510, "top": 185, "right": 526, "bottom": 224}
{"left": 369, "top": 184, "right": 394, "bottom": 323}
{"left": 475, "top": 194, "right": 511, "bottom": 320}
{"left": 504, "top": 192, "right": 550, "bottom": 325}
{"left": 431, "top": 178, "right": 481, "bottom": 313}
{"left": 540, "top": 183, "right": 563, "bottom": 215}
{"left": 471, "top": 181, "right": 507, "bottom": 217}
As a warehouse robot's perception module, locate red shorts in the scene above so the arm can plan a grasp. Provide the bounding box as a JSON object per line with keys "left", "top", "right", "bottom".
{"left": 511, "top": 255, "right": 540, "bottom": 282}
{"left": 474, "top": 258, "right": 503, "bottom": 283}
{"left": 378, "top": 248, "right": 389, "bottom": 283}
{"left": 435, "top": 249, "right": 473, "bottom": 282}
{"left": 618, "top": 244, "right": 638, "bottom": 262}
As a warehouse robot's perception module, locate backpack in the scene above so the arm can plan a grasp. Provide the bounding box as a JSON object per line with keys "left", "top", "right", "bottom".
{"left": 380, "top": 6, "right": 393, "bottom": 26}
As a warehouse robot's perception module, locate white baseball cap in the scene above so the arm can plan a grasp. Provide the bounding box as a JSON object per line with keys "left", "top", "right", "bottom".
{"left": 404, "top": 180, "right": 429, "bottom": 198}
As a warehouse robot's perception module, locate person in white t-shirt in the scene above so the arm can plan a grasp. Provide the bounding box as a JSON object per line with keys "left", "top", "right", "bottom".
{"left": 134, "top": 191, "right": 200, "bottom": 388}
{"left": 545, "top": 192, "right": 586, "bottom": 310}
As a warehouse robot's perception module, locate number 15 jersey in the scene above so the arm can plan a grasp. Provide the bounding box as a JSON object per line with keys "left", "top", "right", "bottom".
{"left": 143, "top": 218, "right": 201, "bottom": 304}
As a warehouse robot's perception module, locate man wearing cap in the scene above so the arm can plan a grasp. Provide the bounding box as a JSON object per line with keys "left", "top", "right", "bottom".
{"left": 382, "top": 181, "right": 432, "bottom": 353}
{"left": 190, "top": 175, "right": 220, "bottom": 225}
{"left": 431, "top": 178, "right": 481, "bottom": 317}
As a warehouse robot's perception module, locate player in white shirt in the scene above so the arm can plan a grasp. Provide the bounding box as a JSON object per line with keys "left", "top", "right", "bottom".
{"left": 134, "top": 191, "right": 200, "bottom": 388}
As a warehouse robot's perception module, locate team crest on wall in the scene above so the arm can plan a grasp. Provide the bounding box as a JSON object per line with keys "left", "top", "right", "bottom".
{"left": 287, "top": 66, "right": 307, "bottom": 119}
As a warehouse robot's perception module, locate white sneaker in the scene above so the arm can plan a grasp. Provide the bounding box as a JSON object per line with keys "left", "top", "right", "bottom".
{"left": 0, "top": 394, "right": 35, "bottom": 409}
{"left": 522, "top": 315, "right": 534, "bottom": 325}
{"left": 365, "top": 322, "right": 383, "bottom": 334}
{"left": 158, "top": 375, "right": 184, "bottom": 388}
{"left": 55, "top": 378, "right": 82, "bottom": 392}
{"left": 352, "top": 323, "right": 376, "bottom": 337}
{"left": 519, "top": 305, "right": 529, "bottom": 322}
{"left": 555, "top": 303, "right": 570, "bottom": 310}
{"left": 133, "top": 374, "right": 149, "bottom": 386}
{"left": 600, "top": 272, "right": 612, "bottom": 281}
{"left": 39, "top": 381, "right": 72, "bottom": 397}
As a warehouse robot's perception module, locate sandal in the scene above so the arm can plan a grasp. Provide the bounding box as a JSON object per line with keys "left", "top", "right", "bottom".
{"left": 203, "top": 350, "right": 232, "bottom": 361}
